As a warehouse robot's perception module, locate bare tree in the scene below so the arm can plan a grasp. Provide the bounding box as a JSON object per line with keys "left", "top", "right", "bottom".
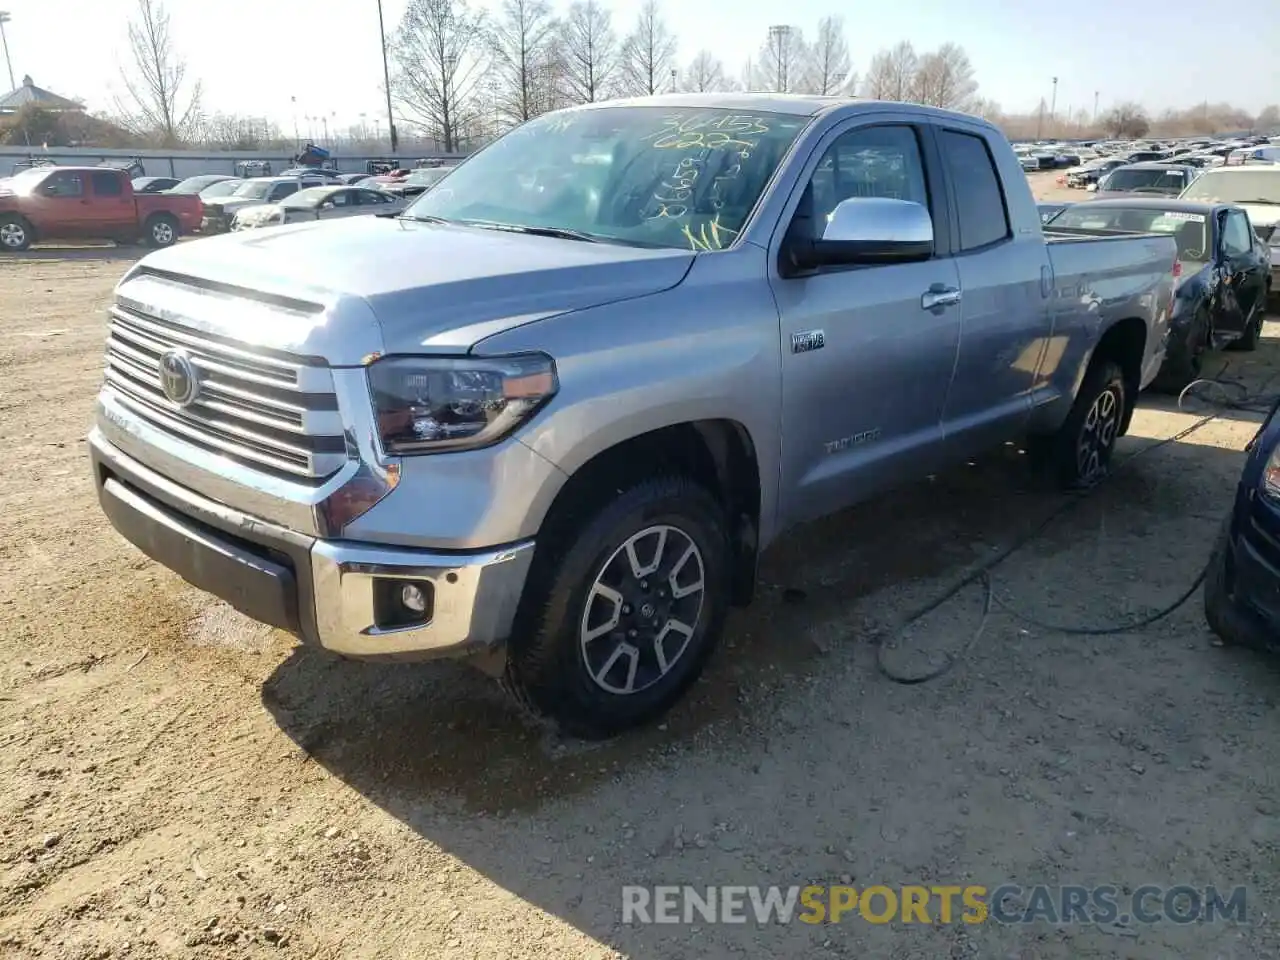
{"left": 115, "top": 0, "right": 201, "bottom": 145}
{"left": 1101, "top": 101, "right": 1150, "bottom": 139}
{"left": 753, "top": 25, "right": 807, "bottom": 93}
{"left": 681, "top": 50, "right": 730, "bottom": 92}
{"left": 197, "top": 114, "right": 286, "bottom": 150}
{"left": 860, "top": 49, "right": 895, "bottom": 99}
{"left": 967, "top": 97, "right": 1002, "bottom": 122}
{"left": 1257, "top": 104, "right": 1280, "bottom": 131}
{"left": 885, "top": 42, "right": 918, "bottom": 101}
{"left": 560, "top": 0, "right": 617, "bottom": 103}
{"left": 393, "top": 0, "right": 490, "bottom": 152}
{"left": 808, "top": 16, "right": 852, "bottom": 96}
{"left": 490, "top": 0, "right": 559, "bottom": 125}
{"left": 912, "top": 43, "right": 977, "bottom": 111}
{"left": 618, "top": 0, "right": 677, "bottom": 96}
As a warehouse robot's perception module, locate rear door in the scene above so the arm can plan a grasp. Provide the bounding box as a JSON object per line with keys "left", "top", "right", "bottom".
{"left": 769, "top": 117, "right": 963, "bottom": 523}
{"left": 934, "top": 125, "right": 1052, "bottom": 454}
{"left": 88, "top": 171, "right": 135, "bottom": 237}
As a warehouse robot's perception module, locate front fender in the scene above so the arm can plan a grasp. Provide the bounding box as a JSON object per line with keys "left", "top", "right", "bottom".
{"left": 475, "top": 248, "right": 786, "bottom": 545}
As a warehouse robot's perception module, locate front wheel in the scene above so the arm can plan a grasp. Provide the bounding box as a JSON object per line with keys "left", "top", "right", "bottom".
{"left": 1034, "top": 360, "right": 1127, "bottom": 489}
{"left": 1226, "top": 300, "right": 1263, "bottom": 352}
{"left": 0, "top": 214, "right": 33, "bottom": 252}
{"left": 503, "top": 474, "right": 730, "bottom": 738}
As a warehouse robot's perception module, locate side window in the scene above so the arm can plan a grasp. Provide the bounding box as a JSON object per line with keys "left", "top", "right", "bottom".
{"left": 1222, "top": 211, "right": 1252, "bottom": 257}
{"left": 90, "top": 172, "right": 123, "bottom": 197}
{"left": 270, "top": 183, "right": 299, "bottom": 201}
{"left": 807, "top": 125, "right": 929, "bottom": 224}
{"left": 939, "top": 130, "right": 1010, "bottom": 251}
{"left": 43, "top": 172, "right": 84, "bottom": 197}
{"left": 328, "top": 191, "right": 350, "bottom": 207}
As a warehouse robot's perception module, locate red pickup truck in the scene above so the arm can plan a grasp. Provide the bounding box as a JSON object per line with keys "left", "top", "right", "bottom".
{"left": 0, "top": 166, "right": 202, "bottom": 252}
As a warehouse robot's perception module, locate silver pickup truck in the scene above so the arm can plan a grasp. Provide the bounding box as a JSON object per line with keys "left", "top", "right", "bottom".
{"left": 90, "top": 95, "right": 1177, "bottom": 737}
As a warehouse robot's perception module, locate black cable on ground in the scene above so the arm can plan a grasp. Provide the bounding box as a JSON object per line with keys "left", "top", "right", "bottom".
{"left": 874, "top": 363, "right": 1278, "bottom": 685}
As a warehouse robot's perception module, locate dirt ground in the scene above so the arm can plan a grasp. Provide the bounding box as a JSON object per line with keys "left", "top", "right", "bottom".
{"left": 4, "top": 176, "right": 1280, "bottom": 959}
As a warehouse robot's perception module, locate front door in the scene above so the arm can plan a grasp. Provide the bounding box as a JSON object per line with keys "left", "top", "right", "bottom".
{"left": 769, "top": 121, "right": 962, "bottom": 525}
{"left": 1217, "top": 208, "right": 1268, "bottom": 336}
{"left": 25, "top": 170, "right": 90, "bottom": 238}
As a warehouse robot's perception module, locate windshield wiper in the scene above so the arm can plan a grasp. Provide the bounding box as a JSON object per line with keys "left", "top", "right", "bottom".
{"left": 458, "top": 219, "right": 602, "bottom": 243}
{"left": 399, "top": 213, "right": 452, "bottom": 223}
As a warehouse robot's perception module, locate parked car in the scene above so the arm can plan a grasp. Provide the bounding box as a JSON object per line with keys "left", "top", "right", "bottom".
{"left": 200, "top": 174, "right": 332, "bottom": 233}
{"left": 380, "top": 165, "right": 454, "bottom": 198}
{"left": 1065, "top": 158, "right": 1126, "bottom": 188}
{"left": 132, "top": 177, "right": 181, "bottom": 194}
{"left": 166, "top": 174, "right": 239, "bottom": 195}
{"left": 1180, "top": 166, "right": 1280, "bottom": 296}
{"left": 196, "top": 178, "right": 243, "bottom": 199}
{"left": 1205, "top": 399, "right": 1280, "bottom": 652}
{"left": 88, "top": 95, "right": 1177, "bottom": 736}
{"left": 231, "top": 185, "right": 406, "bottom": 230}
{"left": 1090, "top": 163, "right": 1201, "bottom": 199}
{"left": 235, "top": 160, "right": 273, "bottom": 178}
{"left": 0, "top": 165, "right": 201, "bottom": 251}
{"left": 1045, "top": 199, "right": 1271, "bottom": 386}
{"left": 337, "top": 173, "right": 376, "bottom": 185}
{"left": 277, "top": 166, "right": 345, "bottom": 182}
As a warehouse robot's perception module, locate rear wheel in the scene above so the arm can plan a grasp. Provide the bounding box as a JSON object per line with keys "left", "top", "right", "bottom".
{"left": 144, "top": 213, "right": 179, "bottom": 248}
{"left": 502, "top": 474, "right": 730, "bottom": 738}
{"left": 0, "top": 214, "right": 33, "bottom": 252}
{"left": 1034, "top": 360, "right": 1127, "bottom": 489}
{"left": 1203, "top": 516, "right": 1234, "bottom": 643}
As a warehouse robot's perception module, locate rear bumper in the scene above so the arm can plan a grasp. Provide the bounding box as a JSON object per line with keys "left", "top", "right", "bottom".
{"left": 90, "top": 428, "right": 535, "bottom": 660}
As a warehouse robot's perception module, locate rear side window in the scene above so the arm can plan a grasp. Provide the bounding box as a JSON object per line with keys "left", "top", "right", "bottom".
{"left": 940, "top": 130, "right": 1010, "bottom": 251}
{"left": 91, "top": 172, "right": 123, "bottom": 196}
{"left": 270, "top": 183, "right": 299, "bottom": 201}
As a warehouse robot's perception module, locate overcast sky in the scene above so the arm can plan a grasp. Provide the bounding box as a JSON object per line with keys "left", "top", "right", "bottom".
{"left": 2, "top": 0, "right": 1277, "bottom": 135}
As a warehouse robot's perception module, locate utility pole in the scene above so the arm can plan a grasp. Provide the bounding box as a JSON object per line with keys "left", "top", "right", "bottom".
{"left": 768, "top": 25, "right": 792, "bottom": 93}
{"left": 377, "top": 0, "right": 397, "bottom": 153}
{"left": 0, "top": 12, "right": 16, "bottom": 93}
{"left": 1049, "top": 76, "right": 1058, "bottom": 131}
{"left": 670, "top": 68, "right": 678, "bottom": 93}
{"left": 1093, "top": 90, "right": 1099, "bottom": 123}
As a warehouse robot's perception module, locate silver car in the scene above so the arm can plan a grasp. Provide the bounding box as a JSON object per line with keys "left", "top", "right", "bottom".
{"left": 231, "top": 185, "right": 406, "bottom": 230}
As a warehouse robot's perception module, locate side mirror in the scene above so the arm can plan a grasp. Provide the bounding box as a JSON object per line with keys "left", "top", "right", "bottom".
{"left": 799, "top": 197, "right": 933, "bottom": 269}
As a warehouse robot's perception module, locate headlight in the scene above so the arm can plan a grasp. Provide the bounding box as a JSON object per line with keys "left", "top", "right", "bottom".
{"left": 367, "top": 354, "right": 558, "bottom": 454}
{"left": 1264, "top": 443, "right": 1280, "bottom": 500}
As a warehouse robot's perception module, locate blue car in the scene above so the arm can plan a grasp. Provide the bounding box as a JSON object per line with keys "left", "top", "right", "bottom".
{"left": 1206, "top": 399, "right": 1280, "bottom": 648}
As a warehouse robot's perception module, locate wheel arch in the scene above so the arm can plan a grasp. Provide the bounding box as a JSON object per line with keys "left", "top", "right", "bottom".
{"left": 1087, "top": 316, "right": 1147, "bottom": 435}
{"left": 534, "top": 418, "right": 764, "bottom": 607}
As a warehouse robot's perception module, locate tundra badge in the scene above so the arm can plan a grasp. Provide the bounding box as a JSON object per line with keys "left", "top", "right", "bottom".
{"left": 792, "top": 330, "right": 825, "bottom": 354}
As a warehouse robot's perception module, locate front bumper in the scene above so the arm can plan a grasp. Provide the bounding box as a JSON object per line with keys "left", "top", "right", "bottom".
{"left": 90, "top": 428, "right": 535, "bottom": 660}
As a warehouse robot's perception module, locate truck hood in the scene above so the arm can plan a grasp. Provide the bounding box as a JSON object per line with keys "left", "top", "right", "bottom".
{"left": 120, "top": 215, "right": 695, "bottom": 363}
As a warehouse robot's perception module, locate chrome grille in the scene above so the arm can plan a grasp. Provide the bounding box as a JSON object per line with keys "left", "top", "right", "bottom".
{"left": 103, "top": 306, "right": 347, "bottom": 480}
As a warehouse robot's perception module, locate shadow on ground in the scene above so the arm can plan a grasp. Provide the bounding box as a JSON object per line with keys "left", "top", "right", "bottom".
{"left": 260, "top": 413, "right": 1279, "bottom": 957}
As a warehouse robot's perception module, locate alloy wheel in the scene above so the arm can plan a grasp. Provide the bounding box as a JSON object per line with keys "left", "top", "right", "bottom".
{"left": 1076, "top": 384, "right": 1121, "bottom": 485}
{"left": 579, "top": 524, "right": 706, "bottom": 696}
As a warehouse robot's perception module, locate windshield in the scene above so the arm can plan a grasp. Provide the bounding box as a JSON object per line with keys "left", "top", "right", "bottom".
{"left": 1052, "top": 206, "right": 1210, "bottom": 261}
{"left": 282, "top": 187, "right": 331, "bottom": 208}
{"left": 199, "top": 179, "right": 242, "bottom": 198}
{"left": 171, "top": 176, "right": 225, "bottom": 194}
{"left": 406, "top": 105, "right": 811, "bottom": 250}
{"left": 232, "top": 180, "right": 274, "bottom": 199}
{"left": 1181, "top": 170, "right": 1280, "bottom": 204}
{"left": 1101, "top": 168, "right": 1191, "bottom": 194}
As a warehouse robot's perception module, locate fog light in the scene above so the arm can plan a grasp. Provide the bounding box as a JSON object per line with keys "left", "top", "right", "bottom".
{"left": 372, "top": 577, "right": 433, "bottom": 630}
{"left": 400, "top": 583, "right": 428, "bottom": 613}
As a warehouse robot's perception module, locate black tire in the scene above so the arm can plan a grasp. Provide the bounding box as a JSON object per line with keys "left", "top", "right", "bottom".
{"left": 1037, "top": 359, "right": 1127, "bottom": 490}
{"left": 144, "top": 213, "right": 179, "bottom": 248}
{"left": 1203, "top": 516, "right": 1234, "bottom": 643}
{"left": 0, "top": 213, "right": 34, "bottom": 252}
{"left": 1151, "top": 308, "right": 1209, "bottom": 393}
{"left": 502, "top": 474, "right": 730, "bottom": 739}
{"left": 1226, "top": 299, "right": 1263, "bottom": 352}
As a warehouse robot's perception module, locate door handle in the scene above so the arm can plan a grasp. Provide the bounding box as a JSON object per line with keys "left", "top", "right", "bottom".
{"left": 921, "top": 286, "right": 962, "bottom": 311}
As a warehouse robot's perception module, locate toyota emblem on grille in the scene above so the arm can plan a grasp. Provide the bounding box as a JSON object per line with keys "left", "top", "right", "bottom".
{"left": 158, "top": 349, "right": 200, "bottom": 407}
